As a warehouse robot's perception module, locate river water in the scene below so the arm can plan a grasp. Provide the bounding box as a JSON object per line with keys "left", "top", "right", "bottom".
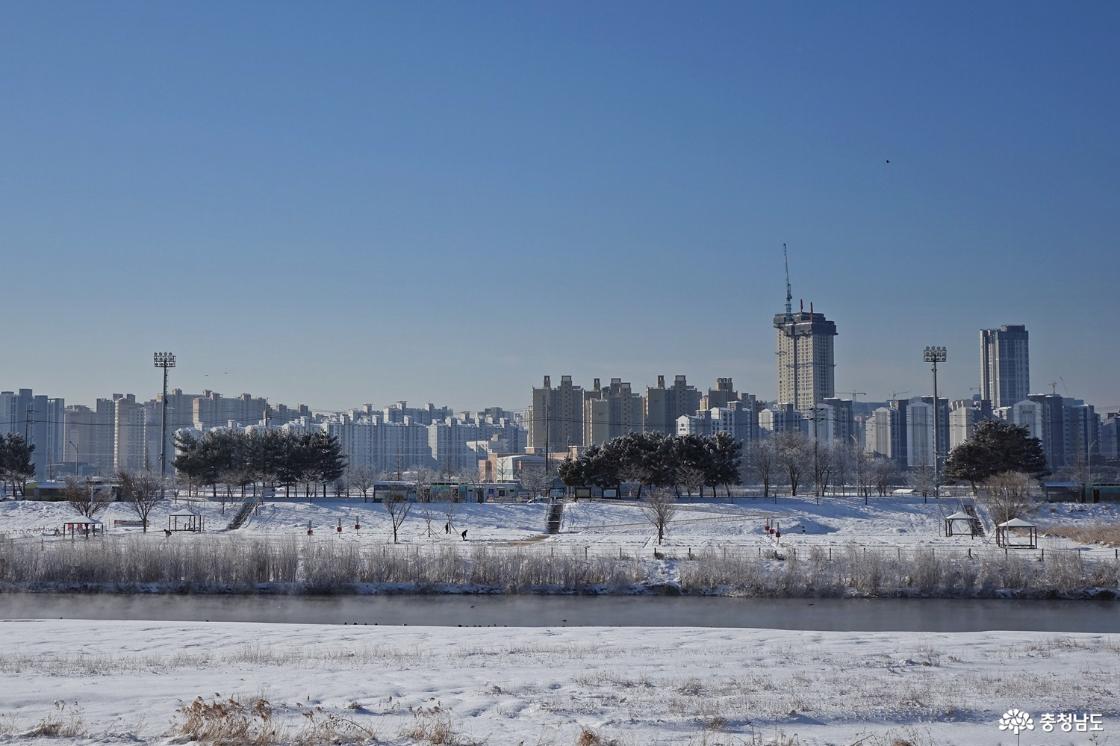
{"left": 1, "top": 593, "right": 1117, "bottom": 632}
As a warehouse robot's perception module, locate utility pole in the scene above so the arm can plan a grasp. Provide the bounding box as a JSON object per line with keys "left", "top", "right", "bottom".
{"left": 922, "top": 346, "right": 947, "bottom": 497}
{"left": 543, "top": 385, "right": 550, "bottom": 475}
{"left": 153, "top": 352, "right": 176, "bottom": 498}
{"left": 1084, "top": 412, "right": 1094, "bottom": 501}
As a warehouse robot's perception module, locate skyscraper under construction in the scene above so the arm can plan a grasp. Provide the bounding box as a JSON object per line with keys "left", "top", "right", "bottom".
{"left": 773, "top": 246, "right": 837, "bottom": 410}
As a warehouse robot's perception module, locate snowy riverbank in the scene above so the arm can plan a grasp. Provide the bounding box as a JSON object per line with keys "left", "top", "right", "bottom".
{"left": 3, "top": 498, "right": 1118, "bottom": 599}
{"left": 0, "top": 618, "right": 1117, "bottom": 745}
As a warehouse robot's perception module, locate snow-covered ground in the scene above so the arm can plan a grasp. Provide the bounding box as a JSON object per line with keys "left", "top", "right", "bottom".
{"left": 3, "top": 496, "right": 1118, "bottom": 559}
{"left": 0, "top": 618, "right": 1117, "bottom": 745}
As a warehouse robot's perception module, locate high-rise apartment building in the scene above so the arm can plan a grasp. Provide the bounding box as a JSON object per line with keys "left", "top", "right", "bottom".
{"left": 428, "top": 417, "right": 482, "bottom": 473}
{"left": 819, "top": 397, "right": 855, "bottom": 443}
{"left": 1101, "top": 412, "right": 1119, "bottom": 462}
{"left": 113, "top": 394, "right": 146, "bottom": 473}
{"left": 192, "top": 390, "right": 270, "bottom": 430}
{"left": 980, "top": 325, "right": 1030, "bottom": 408}
{"left": 0, "top": 389, "right": 53, "bottom": 479}
{"left": 759, "top": 403, "right": 804, "bottom": 435}
{"left": 700, "top": 378, "right": 738, "bottom": 410}
{"left": 63, "top": 404, "right": 115, "bottom": 475}
{"left": 905, "top": 399, "right": 936, "bottom": 468}
{"left": 676, "top": 410, "right": 712, "bottom": 436}
{"left": 710, "top": 400, "right": 759, "bottom": 449}
{"left": 774, "top": 303, "right": 836, "bottom": 410}
{"left": 644, "top": 374, "right": 701, "bottom": 435}
{"left": 949, "top": 400, "right": 979, "bottom": 450}
{"left": 527, "top": 375, "right": 584, "bottom": 454}
{"left": 583, "top": 378, "right": 644, "bottom": 445}
{"left": 864, "top": 406, "right": 893, "bottom": 458}
{"left": 1025, "top": 393, "right": 1066, "bottom": 470}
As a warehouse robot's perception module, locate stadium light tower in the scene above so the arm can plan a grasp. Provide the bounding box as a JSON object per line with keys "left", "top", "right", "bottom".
{"left": 923, "top": 346, "right": 947, "bottom": 496}
{"left": 153, "top": 352, "right": 176, "bottom": 497}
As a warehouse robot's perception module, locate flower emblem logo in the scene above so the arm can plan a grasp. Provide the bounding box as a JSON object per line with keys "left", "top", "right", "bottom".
{"left": 999, "top": 708, "right": 1035, "bottom": 738}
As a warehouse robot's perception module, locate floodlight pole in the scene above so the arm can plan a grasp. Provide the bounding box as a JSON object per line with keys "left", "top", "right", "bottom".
{"left": 923, "top": 346, "right": 947, "bottom": 497}
{"left": 154, "top": 352, "right": 176, "bottom": 498}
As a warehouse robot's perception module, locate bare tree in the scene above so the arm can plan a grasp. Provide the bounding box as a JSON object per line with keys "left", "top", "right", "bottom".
{"left": 775, "top": 432, "right": 810, "bottom": 497}
{"left": 871, "top": 456, "right": 897, "bottom": 497}
{"left": 384, "top": 494, "right": 412, "bottom": 544}
{"left": 457, "top": 467, "right": 484, "bottom": 503}
{"left": 811, "top": 441, "right": 834, "bottom": 500}
{"left": 980, "top": 471, "right": 1039, "bottom": 524}
{"left": 117, "top": 471, "right": 162, "bottom": 532}
{"left": 414, "top": 468, "right": 436, "bottom": 503}
{"left": 908, "top": 465, "right": 937, "bottom": 502}
{"left": 641, "top": 489, "right": 678, "bottom": 545}
{"left": 677, "top": 464, "right": 705, "bottom": 497}
{"left": 519, "top": 465, "right": 549, "bottom": 499}
{"left": 747, "top": 439, "right": 778, "bottom": 498}
{"left": 65, "top": 476, "right": 111, "bottom": 519}
{"left": 855, "top": 443, "right": 873, "bottom": 501}
{"left": 494, "top": 457, "right": 512, "bottom": 484}
{"left": 443, "top": 499, "right": 459, "bottom": 536}
{"left": 349, "top": 466, "right": 376, "bottom": 502}
{"left": 416, "top": 482, "right": 437, "bottom": 538}
{"left": 832, "top": 442, "right": 854, "bottom": 496}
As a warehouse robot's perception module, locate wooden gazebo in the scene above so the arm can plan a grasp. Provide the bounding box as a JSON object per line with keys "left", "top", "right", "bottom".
{"left": 168, "top": 512, "right": 205, "bottom": 533}
{"left": 944, "top": 511, "right": 978, "bottom": 538}
{"left": 995, "top": 517, "right": 1038, "bottom": 549}
{"left": 63, "top": 517, "right": 103, "bottom": 539}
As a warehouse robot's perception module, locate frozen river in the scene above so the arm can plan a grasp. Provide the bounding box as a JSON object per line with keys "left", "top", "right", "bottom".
{"left": 2, "top": 592, "right": 1117, "bottom": 631}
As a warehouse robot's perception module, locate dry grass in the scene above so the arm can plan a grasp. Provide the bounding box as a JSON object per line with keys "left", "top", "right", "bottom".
{"left": 576, "top": 727, "right": 621, "bottom": 746}
{"left": 20, "top": 701, "right": 85, "bottom": 739}
{"left": 679, "top": 544, "right": 1120, "bottom": 597}
{"left": 293, "top": 707, "right": 377, "bottom": 745}
{"left": 400, "top": 702, "right": 477, "bottom": 746}
{"left": 1, "top": 532, "right": 1117, "bottom": 597}
{"left": 175, "top": 696, "right": 280, "bottom": 745}
{"left": 1043, "top": 523, "right": 1120, "bottom": 547}
{"left": 175, "top": 695, "right": 379, "bottom": 745}
{"left": 0, "top": 535, "right": 643, "bottom": 592}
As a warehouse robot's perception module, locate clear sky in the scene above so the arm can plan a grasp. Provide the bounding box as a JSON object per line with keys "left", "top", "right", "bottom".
{"left": 2, "top": 2, "right": 1118, "bottom": 413}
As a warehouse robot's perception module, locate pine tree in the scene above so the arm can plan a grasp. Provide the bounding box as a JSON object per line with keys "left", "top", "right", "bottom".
{"left": 945, "top": 420, "right": 1048, "bottom": 491}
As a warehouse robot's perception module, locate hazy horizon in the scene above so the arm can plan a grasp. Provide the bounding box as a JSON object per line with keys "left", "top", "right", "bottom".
{"left": 3, "top": 3, "right": 1118, "bottom": 413}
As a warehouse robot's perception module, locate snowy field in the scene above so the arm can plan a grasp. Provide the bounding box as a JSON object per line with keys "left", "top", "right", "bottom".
{"left": 3, "top": 496, "right": 1118, "bottom": 560}
{"left": 0, "top": 618, "right": 1117, "bottom": 745}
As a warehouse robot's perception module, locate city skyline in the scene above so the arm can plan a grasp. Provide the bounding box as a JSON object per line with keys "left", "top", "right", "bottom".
{"left": 2, "top": 3, "right": 1118, "bottom": 411}
{"left": 2, "top": 311, "right": 1114, "bottom": 415}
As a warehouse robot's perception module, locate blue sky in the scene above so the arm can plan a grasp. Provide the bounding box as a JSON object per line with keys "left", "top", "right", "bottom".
{"left": 2, "top": 2, "right": 1117, "bottom": 412}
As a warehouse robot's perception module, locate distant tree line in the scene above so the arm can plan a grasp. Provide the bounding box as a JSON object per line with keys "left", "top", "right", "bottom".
{"left": 745, "top": 432, "right": 900, "bottom": 500}
{"left": 174, "top": 430, "right": 347, "bottom": 499}
{"left": 557, "top": 432, "right": 742, "bottom": 497}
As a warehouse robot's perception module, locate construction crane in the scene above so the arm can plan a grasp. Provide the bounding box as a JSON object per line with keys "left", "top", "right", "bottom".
{"left": 889, "top": 390, "right": 910, "bottom": 401}
{"left": 783, "top": 242, "right": 793, "bottom": 318}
